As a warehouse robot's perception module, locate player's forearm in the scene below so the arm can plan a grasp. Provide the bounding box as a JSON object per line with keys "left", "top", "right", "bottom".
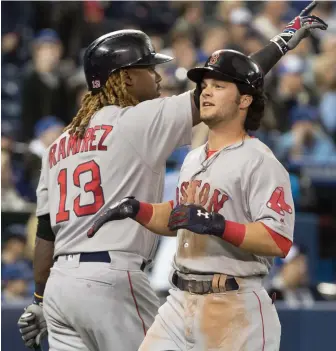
{"left": 136, "top": 201, "right": 177, "bottom": 236}
{"left": 249, "top": 42, "right": 283, "bottom": 76}
{"left": 239, "top": 222, "right": 290, "bottom": 257}
{"left": 34, "top": 237, "right": 54, "bottom": 301}
{"left": 216, "top": 220, "right": 291, "bottom": 258}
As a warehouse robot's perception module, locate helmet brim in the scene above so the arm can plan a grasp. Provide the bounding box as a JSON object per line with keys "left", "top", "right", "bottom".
{"left": 132, "top": 52, "right": 173, "bottom": 67}
{"left": 187, "top": 66, "right": 245, "bottom": 85}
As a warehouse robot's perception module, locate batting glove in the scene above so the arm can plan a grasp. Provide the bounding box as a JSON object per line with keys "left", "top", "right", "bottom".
{"left": 87, "top": 196, "right": 140, "bottom": 238}
{"left": 271, "top": 1, "right": 328, "bottom": 55}
{"left": 18, "top": 303, "right": 47, "bottom": 349}
{"left": 168, "top": 204, "right": 225, "bottom": 237}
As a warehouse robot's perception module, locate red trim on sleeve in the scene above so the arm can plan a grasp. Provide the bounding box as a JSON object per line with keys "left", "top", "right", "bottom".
{"left": 168, "top": 200, "right": 174, "bottom": 209}
{"left": 261, "top": 223, "right": 292, "bottom": 257}
{"left": 135, "top": 202, "right": 153, "bottom": 225}
{"left": 222, "top": 220, "right": 246, "bottom": 247}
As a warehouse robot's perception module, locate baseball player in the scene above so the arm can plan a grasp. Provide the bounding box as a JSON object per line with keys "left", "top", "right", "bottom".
{"left": 17, "top": 2, "right": 327, "bottom": 350}
{"left": 87, "top": 48, "right": 294, "bottom": 351}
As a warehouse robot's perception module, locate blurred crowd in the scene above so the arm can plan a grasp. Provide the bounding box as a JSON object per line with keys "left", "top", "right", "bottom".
{"left": 2, "top": 1, "right": 336, "bottom": 303}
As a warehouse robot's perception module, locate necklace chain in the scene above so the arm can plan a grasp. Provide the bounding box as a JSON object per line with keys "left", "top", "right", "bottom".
{"left": 190, "top": 134, "right": 247, "bottom": 182}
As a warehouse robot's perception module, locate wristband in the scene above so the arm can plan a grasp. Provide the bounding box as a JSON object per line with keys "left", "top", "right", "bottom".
{"left": 33, "top": 292, "right": 43, "bottom": 305}
{"left": 270, "top": 35, "right": 289, "bottom": 55}
{"left": 135, "top": 202, "right": 153, "bottom": 225}
{"left": 221, "top": 220, "right": 246, "bottom": 247}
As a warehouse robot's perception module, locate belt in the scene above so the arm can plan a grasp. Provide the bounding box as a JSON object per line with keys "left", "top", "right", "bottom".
{"left": 54, "top": 251, "right": 146, "bottom": 271}
{"left": 172, "top": 272, "right": 239, "bottom": 294}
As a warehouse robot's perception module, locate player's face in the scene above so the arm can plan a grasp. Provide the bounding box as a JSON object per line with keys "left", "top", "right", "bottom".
{"left": 126, "top": 66, "right": 162, "bottom": 101}
{"left": 200, "top": 77, "right": 241, "bottom": 128}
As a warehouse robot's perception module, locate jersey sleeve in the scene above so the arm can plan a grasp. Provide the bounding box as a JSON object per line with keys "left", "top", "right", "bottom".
{"left": 36, "top": 152, "right": 49, "bottom": 216}
{"left": 247, "top": 155, "right": 295, "bottom": 241}
{"left": 119, "top": 91, "right": 193, "bottom": 171}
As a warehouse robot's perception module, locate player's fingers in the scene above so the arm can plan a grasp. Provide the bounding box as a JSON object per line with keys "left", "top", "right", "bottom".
{"left": 87, "top": 209, "right": 116, "bottom": 237}
{"left": 170, "top": 210, "right": 187, "bottom": 218}
{"left": 87, "top": 227, "right": 95, "bottom": 238}
{"left": 299, "top": 0, "right": 317, "bottom": 16}
{"left": 19, "top": 324, "right": 39, "bottom": 334}
{"left": 24, "top": 338, "right": 38, "bottom": 349}
{"left": 168, "top": 217, "right": 189, "bottom": 230}
{"left": 21, "top": 328, "right": 40, "bottom": 341}
{"left": 87, "top": 217, "right": 107, "bottom": 238}
{"left": 302, "top": 15, "right": 328, "bottom": 28}
{"left": 36, "top": 328, "right": 47, "bottom": 345}
{"left": 304, "top": 22, "right": 328, "bottom": 31}
{"left": 169, "top": 214, "right": 188, "bottom": 225}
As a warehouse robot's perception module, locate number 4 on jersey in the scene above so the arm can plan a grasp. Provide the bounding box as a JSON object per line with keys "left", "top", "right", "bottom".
{"left": 266, "top": 187, "right": 293, "bottom": 216}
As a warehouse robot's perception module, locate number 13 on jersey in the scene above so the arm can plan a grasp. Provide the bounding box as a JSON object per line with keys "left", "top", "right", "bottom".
{"left": 56, "top": 160, "right": 105, "bottom": 223}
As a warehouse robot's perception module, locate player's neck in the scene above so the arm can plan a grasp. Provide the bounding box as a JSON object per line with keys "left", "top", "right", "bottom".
{"left": 208, "top": 125, "right": 249, "bottom": 150}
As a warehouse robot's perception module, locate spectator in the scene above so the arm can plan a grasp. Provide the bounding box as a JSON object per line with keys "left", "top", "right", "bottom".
{"left": 1, "top": 149, "right": 35, "bottom": 212}
{"left": 253, "top": 1, "right": 289, "bottom": 39}
{"left": 198, "top": 22, "right": 229, "bottom": 62}
{"left": 158, "top": 32, "right": 197, "bottom": 87}
{"left": 20, "top": 29, "right": 69, "bottom": 142}
{"left": 67, "top": 68, "right": 88, "bottom": 117}
{"left": 273, "top": 55, "right": 318, "bottom": 132}
{"left": 1, "top": 265, "right": 32, "bottom": 302}
{"left": 1, "top": 225, "right": 33, "bottom": 302}
{"left": 155, "top": 66, "right": 185, "bottom": 98}
{"left": 148, "top": 32, "right": 165, "bottom": 52}
{"left": 274, "top": 105, "right": 336, "bottom": 164}
{"left": 313, "top": 54, "right": 336, "bottom": 142}
{"left": 21, "top": 116, "right": 65, "bottom": 196}
{"left": 1, "top": 1, "right": 33, "bottom": 66}
{"left": 308, "top": 1, "right": 336, "bottom": 38}
{"left": 320, "top": 34, "right": 336, "bottom": 57}
{"left": 227, "top": 7, "right": 253, "bottom": 52}
{"left": 28, "top": 116, "right": 64, "bottom": 159}
{"left": 267, "top": 245, "right": 309, "bottom": 302}
{"left": 47, "top": 2, "right": 85, "bottom": 64}
{"left": 174, "top": 1, "right": 204, "bottom": 46}
{"left": 170, "top": 32, "right": 197, "bottom": 70}
{"left": 1, "top": 120, "right": 16, "bottom": 152}
{"left": 216, "top": 0, "right": 243, "bottom": 23}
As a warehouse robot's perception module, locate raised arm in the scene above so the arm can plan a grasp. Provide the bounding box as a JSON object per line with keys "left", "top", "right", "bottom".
{"left": 87, "top": 197, "right": 176, "bottom": 238}
{"left": 251, "top": 0, "right": 327, "bottom": 74}
{"left": 190, "top": 1, "right": 328, "bottom": 125}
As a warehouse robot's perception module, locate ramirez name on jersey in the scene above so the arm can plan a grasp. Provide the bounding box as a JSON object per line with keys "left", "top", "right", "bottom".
{"left": 48, "top": 125, "right": 113, "bottom": 169}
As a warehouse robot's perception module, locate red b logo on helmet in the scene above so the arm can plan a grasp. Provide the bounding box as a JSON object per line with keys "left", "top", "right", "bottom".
{"left": 209, "top": 53, "right": 220, "bottom": 65}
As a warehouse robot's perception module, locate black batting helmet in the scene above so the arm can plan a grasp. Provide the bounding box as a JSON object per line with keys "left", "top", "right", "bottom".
{"left": 84, "top": 29, "right": 173, "bottom": 94}
{"left": 187, "top": 49, "right": 264, "bottom": 94}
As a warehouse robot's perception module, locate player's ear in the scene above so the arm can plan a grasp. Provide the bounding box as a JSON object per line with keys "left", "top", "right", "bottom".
{"left": 240, "top": 95, "right": 253, "bottom": 109}
{"left": 122, "top": 69, "right": 133, "bottom": 87}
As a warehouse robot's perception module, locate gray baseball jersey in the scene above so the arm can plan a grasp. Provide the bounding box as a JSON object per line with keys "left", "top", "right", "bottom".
{"left": 173, "top": 137, "right": 295, "bottom": 277}
{"left": 36, "top": 92, "right": 192, "bottom": 260}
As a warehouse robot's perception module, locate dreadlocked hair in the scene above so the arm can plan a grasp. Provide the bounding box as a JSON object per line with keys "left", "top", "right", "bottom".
{"left": 243, "top": 91, "right": 267, "bottom": 132}
{"left": 64, "top": 70, "right": 139, "bottom": 138}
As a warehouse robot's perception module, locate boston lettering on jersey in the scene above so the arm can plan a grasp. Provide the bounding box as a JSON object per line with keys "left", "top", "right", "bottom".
{"left": 49, "top": 125, "right": 113, "bottom": 169}
{"left": 176, "top": 180, "right": 229, "bottom": 213}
